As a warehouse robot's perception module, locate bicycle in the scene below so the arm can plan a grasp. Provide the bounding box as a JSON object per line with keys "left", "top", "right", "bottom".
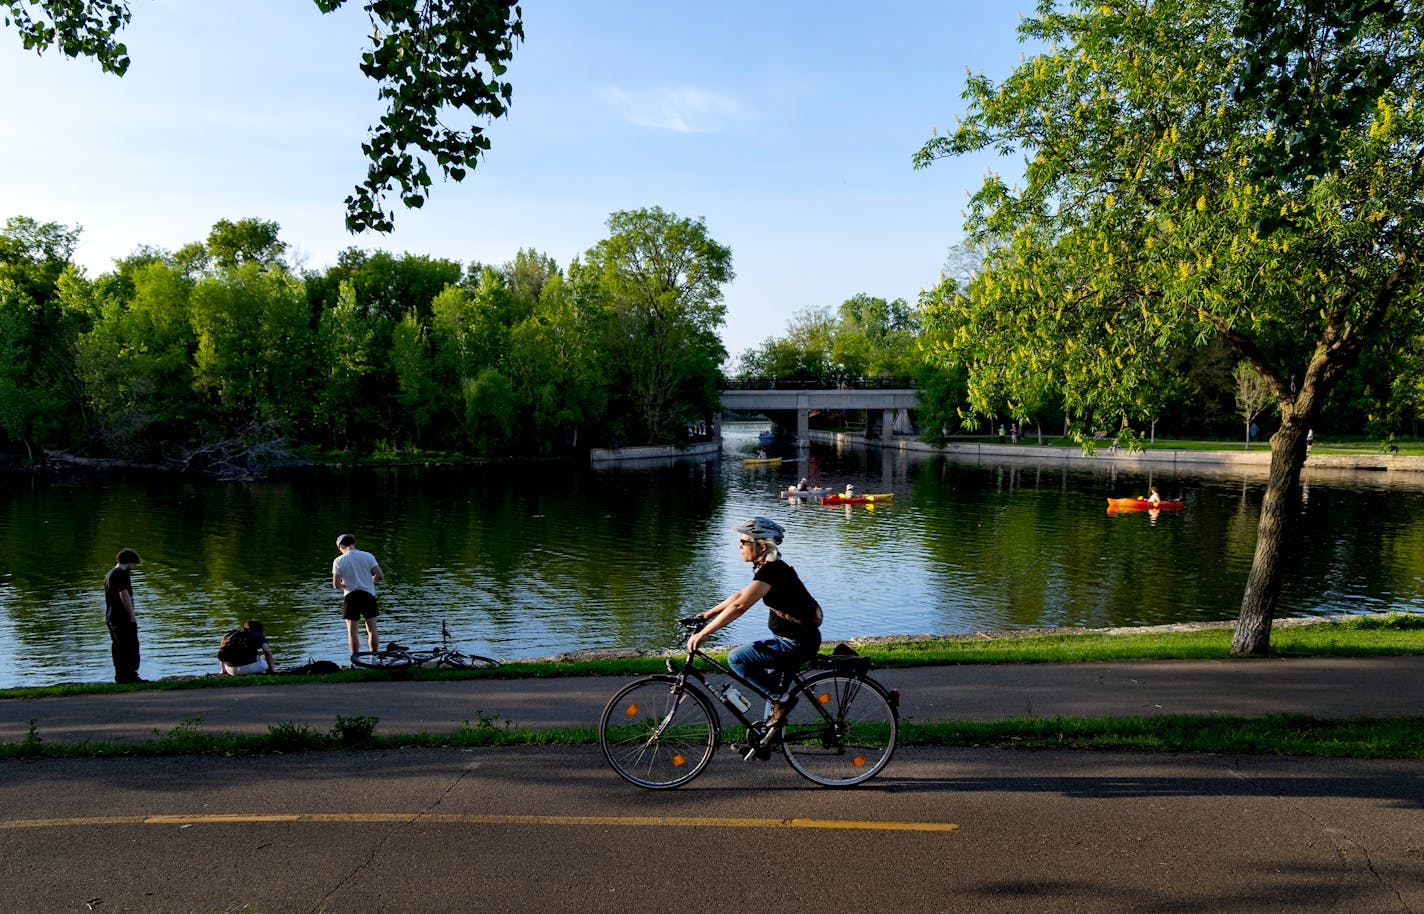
{"left": 598, "top": 616, "right": 899, "bottom": 789}
{"left": 350, "top": 619, "right": 500, "bottom": 670}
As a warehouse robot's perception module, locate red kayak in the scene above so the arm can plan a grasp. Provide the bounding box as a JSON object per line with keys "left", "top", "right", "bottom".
{"left": 1106, "top": 497, "right": 1184, "bottom": 511}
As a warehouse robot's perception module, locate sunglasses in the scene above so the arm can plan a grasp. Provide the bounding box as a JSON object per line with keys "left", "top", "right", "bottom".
{"left": 738, "top": 539, "right": 755, "bottom": 546}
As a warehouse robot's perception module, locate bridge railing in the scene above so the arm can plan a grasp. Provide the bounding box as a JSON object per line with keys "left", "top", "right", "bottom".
{"left": 721, "top": 376, "right": 917, "bottom": 391}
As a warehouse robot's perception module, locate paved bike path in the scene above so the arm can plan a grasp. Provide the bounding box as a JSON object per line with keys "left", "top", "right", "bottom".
{"left": 2, "top": 655, "right": 1420, "bottom": 745}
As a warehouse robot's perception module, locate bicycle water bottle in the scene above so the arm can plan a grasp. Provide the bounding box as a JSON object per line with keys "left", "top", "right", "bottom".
{"left": 723, "top": 685, "right": 751, "bottom": 713}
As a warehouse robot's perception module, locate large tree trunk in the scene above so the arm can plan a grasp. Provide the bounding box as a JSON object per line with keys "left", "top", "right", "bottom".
{"left": 1230, "top": 416, "right": 1311, "bottom": 655}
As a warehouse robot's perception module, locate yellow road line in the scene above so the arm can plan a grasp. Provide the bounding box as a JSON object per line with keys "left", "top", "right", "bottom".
{"left": 2, "top": 813, "right": 958, "bottom": 833}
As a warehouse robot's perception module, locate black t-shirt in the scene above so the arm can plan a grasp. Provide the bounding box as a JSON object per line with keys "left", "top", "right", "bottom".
{"left": 752, "top": 559, "right": 821, "bottom": 641}
{"left": 104, "top": 565, "right": 132, "bottom": 623}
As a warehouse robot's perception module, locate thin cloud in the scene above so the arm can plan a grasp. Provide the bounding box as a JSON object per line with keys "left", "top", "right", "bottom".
{"left": 598, "top": 86, "right": 750, "bottom": 134}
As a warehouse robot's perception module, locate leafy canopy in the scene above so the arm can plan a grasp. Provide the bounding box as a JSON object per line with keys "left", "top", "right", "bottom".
{"left": 4, "top": 1, "right": 524, "bottom": 233}
{"left": 914, "top": 0, "right": 1424, "bottom": 444}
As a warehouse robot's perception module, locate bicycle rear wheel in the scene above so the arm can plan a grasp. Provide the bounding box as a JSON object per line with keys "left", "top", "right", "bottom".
{"left": 780, "top": 672, "right": 898, "bottom": 787}
{"left": 350, "top": 649, "right": 415, "bottom": 670}
{"left": 441, "top": 650, "right": 500, "bottom": 669}
{"left": 599, "top": 676, "right": 718, "bottom": 789}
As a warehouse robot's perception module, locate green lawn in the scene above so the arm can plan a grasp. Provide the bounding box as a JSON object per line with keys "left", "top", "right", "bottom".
{"left": 3, "top": 614, "right": 1421, "bottom": 760}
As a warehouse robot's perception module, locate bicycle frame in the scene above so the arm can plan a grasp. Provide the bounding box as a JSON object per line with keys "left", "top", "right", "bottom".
{"left": 663, "top": 645, "right": 847, "bottom": 741}
{"left": 392, "top": 620, "right": 458, "bottom": 661}
{"left": 352, "top": 619, "right": 500, "bottom": 670}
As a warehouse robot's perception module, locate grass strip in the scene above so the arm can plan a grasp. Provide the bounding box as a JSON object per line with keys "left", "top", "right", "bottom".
{"left": 4, "top": 614, "right": 1422, "bottom": 702}
{"left": 865, "top": 614, "right": 1424, "bottom": 667}
{"left": 900, "top": 715, "right": 1424, "bottom": 759}
{"left": 4, "top": 713, "right": 1422, "bottom": 761}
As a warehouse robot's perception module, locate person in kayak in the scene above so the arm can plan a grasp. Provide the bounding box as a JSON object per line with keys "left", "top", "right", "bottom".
{"left": 687, "top": 516, "right": 822, "bottom": 728}
{"left": 1146, "top": 485, "right": 1162, "bottom": 506}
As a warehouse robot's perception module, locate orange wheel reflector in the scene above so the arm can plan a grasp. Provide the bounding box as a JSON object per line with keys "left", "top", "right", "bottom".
{"left": 624, "top": 703, "right": 639, "bottom": 717}
{"left": 672, "top": 754, "right": 686, "bottom": 767}
{"left": 817, "top": 693, "right": 831, "bottom": 704}
{"left": 851, "top": 755, "right": 867, "bottom": 768}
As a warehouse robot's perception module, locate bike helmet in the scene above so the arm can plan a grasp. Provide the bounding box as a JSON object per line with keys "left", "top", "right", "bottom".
{"left": 734, "top": 516, "right": 785, "bottom": 544}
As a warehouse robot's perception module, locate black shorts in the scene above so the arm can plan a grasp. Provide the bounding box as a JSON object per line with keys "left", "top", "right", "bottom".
{"left": 341, "top": 590, "right": 379, "bottom": 621}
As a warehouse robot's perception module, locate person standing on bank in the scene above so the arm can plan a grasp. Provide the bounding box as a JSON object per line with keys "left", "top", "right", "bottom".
{"left": 687, "top": 517, "right": 822, "bottom": 728}
{"left": 333, "top": 533, "right": 384, "bottom": 656}
{"left": 104, "top": 547, "right": 145, "bottom": 683}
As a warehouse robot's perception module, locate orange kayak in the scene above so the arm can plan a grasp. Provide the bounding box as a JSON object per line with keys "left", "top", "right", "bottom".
{"left": 1106, "top": 497, "right": 1184, "bottom": 511}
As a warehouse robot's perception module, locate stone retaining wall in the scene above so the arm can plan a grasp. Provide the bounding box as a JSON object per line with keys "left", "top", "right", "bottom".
{"left": 809, "top": 431, "right": 1424, "bottom": 475}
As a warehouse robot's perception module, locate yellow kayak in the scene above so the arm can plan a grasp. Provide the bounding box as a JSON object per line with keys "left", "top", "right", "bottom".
{"left": 821, "top": 492, "right": 893, "bottom": 505}
{"left": 743, "top": 457, "right": 783, "bottom": 466}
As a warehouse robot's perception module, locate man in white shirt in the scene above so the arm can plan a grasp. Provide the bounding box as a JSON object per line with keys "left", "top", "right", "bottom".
{"left": 332, "top": 533, "right": 385, "bottom": 655}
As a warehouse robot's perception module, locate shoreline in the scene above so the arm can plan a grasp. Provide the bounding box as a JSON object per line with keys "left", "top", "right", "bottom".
{"left": 808, "top": 430, "right": 1424, "bottom": 475}
{"left": 11, "top": 433, "right": 1423, "bottom": 476}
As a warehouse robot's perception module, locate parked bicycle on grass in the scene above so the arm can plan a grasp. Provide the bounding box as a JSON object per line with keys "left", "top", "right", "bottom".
{"left": 350, "top": 619, "right": 500, "bottom": 670}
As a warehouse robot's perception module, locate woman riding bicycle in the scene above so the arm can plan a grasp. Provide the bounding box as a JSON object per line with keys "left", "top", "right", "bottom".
{"left": 688, "top": 517, "right": 822, "bottom": 726}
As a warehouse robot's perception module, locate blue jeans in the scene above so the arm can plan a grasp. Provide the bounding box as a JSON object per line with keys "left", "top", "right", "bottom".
{"left": 728, "top": 636, "right": 817, "bottom": 699}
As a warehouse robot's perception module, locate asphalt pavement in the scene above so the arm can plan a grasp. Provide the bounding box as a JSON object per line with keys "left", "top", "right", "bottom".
{"left": 3, "top": 656, "right": 1423, "bottom": 914}
{"left": 2, "top": 654, "right": 1420, "bottom": 745}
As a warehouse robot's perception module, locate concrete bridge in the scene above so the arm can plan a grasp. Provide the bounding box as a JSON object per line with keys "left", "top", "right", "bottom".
{"left": 720, "top": 378, "right": 920, "bottom": 444}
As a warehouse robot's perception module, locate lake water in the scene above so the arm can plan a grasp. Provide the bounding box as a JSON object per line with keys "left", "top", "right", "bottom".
{"left": 2, "top": 423, "right": 1422, "bottom": 689}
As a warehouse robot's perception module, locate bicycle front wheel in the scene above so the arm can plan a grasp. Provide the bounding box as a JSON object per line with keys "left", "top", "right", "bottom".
{"left": 780, "top": 672, "right": 898, "bottom": 787}
{"left": 599, "top": 676, "right": 718, "bottom": 789}
{"left": 350, "top": 649, "right": 415, "bottom": 670}
{"left": 441, "top": 650, "right": 501, "bottom": 669}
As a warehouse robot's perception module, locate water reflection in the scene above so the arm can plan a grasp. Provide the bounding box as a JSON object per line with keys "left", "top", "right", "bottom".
{"left": 1, "top": 424, "right": 1422, "bottom": 688}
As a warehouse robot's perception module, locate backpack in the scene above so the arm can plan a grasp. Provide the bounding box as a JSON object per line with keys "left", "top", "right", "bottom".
{"left": 217, "top": 627, "right": 259, "bottom": 665}
{"left": 287, "top": 659, "right": 341, "bottom": 675}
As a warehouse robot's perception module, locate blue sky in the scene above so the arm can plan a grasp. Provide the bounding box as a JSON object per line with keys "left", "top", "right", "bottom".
{"left": 2, "top": 1, "right": 1035, "bottom": 361}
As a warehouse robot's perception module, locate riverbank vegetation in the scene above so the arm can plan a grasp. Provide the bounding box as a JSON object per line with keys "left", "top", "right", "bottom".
{"left": 3, "top": 616, "right": 1421, "bottom": 760}
{"left": 0, "top": 209, "right": 729, "bottom": 476}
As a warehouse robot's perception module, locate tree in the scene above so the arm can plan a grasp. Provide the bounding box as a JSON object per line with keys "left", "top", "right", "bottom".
{"left": 74, "top": 254, "right": 199, "bottom": 456}
{"left": 0, "top": 217, "right": 90, "bottom": 458}
{"left": 735, "top": 306, "right": 839, "bottom": 380}
{"left": 317, "top": 249, "right": 463, "bottom": 326}
{"left": 1234, "top": 362, "right": 1276, "bottom": 449}
{"left": 834, "top": 293, "right": 920, "bottom": 378}
{"left": 313, "top": 280, "right": 376, "bottom": 447}
{"left": 425, "top": 273, "right": 512, "bottom": 449}
{"left": 578, "top": 207, "right": 732, "bottom": 445}
{"left": 507, "top": 269, "right": 607, "bottom": 453}
{"left": 206, "top": 218, "right": 288, "bottom": 271}
{"left": 189, "top": 263, "right": 312, "bottom": 430}
{"left": 914, "top": 0, "right": 1424, "bottom": 654}
{"left": 2, "top": 0, "right": 130, "bottom": 73}
{"left": 4, "top": 1, "right": 524, "bottom": 233}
